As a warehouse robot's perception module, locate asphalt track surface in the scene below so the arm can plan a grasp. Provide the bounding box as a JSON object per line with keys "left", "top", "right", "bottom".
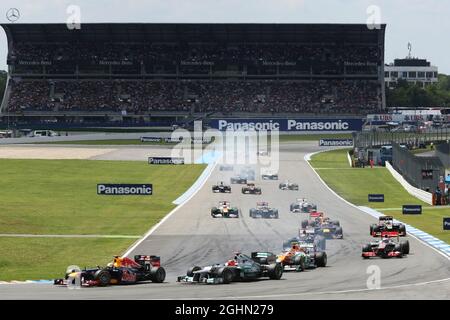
{"left": 1, "top": 142, "right": 449, "bottom": 299}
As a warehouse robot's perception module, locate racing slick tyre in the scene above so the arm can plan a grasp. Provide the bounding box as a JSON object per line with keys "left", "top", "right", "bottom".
{"left": 400, "top": 240, "right": 410, "bottom": 255}
{"left": 150, "top": 266, "right": 166, "bottom": 283}
{"left": 394, "top": 244, "right": 404, "bottom": 258}
{"left": 211, "top": 207, "right": 218, "bottom": 218}
{"left": 362, "top": 244, "right": 371, "bottom": 259}
{"left": 217, "top": 267, "right": 234, "bottom": 284}
{"left": 301, "top": 219, "right": 308, "bottom": 229}
{"left": 268, "top": 263, "right": 283, "bottom": 280}
{"left": 315, "top": 252, "right": 327, "bottom": 267}
{"left": 369, "top": 225, "right": 375, "bottom": 235}
{"left": 187, "top": 266, "right": 202, "bottom": 277}
{"left": 293, "top": 255, "right": 305, "bottom": 271}
{"left": 249, "top": 209, "right": 256, "bottom": 218}
{"left": 335, "top": 226, "right": 343, "bottom": 238}
{"left": 94, "top": 269, "right": 111, "bottom": 286}
{"left": 273, "top": 209, "right": 279, "bottom": 219}
{"left": 399, "top": 224, "right": 406, "bottom": 236}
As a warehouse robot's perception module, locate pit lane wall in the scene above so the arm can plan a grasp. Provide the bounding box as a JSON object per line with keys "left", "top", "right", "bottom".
{"left": 385, "top": 161, "right": 433, "bottom": 205}
{"left": 209, "top": 118, "right": 363, "bottom": 132}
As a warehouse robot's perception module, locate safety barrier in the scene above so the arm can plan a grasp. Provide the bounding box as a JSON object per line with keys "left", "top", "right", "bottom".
{"left": 385, "top": 161, "right": 432, "bottom": 205}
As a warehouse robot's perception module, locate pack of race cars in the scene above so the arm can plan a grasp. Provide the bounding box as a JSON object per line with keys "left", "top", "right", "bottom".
{"left": 54, "top": 166, "right": 411, "bottom": 287}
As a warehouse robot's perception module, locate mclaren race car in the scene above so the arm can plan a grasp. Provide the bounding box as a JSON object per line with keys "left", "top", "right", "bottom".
{"left": 241, "top": 183, "right": 262, "bottom": 195}
{"left": 230, "top": 175, "right": 247, "bottom": 184}
{"left": 279, "top": 180, "right": 299, "bottom": 191}
{"left": 54, "top": 255, "right": 166, "bottom": 287}
{"left": 177, "top": 252, "right": 283, "bottom": 284}
{"left": 362, "top": 237, "right": 410, "bottom": 259}
{"left": 370, "top": 216, "right": 406, "bottom": 237}
{"left": 249, "top": 201, "right": 279, "bottom": 218}
{"left": 211, "top": 201, "right": 239, "bottom": 218}
{"left": 212, "top": 182, "right": 231, "bottom": 193}
{"left": 301, "top": 216, "right": 343, "bottom": 239}
{"left": 290, "top": 198, "right": 317, "bottom": 213}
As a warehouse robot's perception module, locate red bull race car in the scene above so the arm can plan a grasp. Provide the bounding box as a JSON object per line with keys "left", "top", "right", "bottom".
{"left": 54, "top": 255, "right": 166, "bottom": 287}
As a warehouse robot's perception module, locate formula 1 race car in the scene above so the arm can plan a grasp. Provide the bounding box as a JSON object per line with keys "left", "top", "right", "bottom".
{"left": 370, "top": 216, "right": 407, "bottom": 237}
{"left": 283, "top": 227, "right": 326, "bottom": 251}
{"left": 362, "top": 237, "right": 410, "bottom": 259}
{"left": 301, "top": 216, "right": 343, "bottom": 239}
{"left": 211, "top": 201, "right": 239, "bottom": 218}
{"left": 212, "top": 182, "right": 231, "bottom": 193}
{"left": 249, "top": 202, "right": 279, "bottom": 218}
{"left": 230, "top": 175, "right": 247, "bottom": 184}
{"left": 177, "top": 252, "right": 283, "bottom": 284}
{"left": 241, "top": 183, "right": 262, "bottom": 195}
{"left": 219, "top": 164, "right": 234, "bottom": 171}
{"left": 54, "top": 255, "right": 166, "bottom": 287}
{"left": 261, "top": 170, "right": 279, "bottom": 180}
{"left": 290, "top": 198, "right": 317, "bottom": 213}
{"left": 279, "top": 180, "right": 299, "bottom": 191}
{"left": 278, "top": 241, "right": 327, "bottom": 270}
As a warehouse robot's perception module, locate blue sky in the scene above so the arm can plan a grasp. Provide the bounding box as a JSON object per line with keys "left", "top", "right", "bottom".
{"left": 0, "top": 0, "right": 448, "bottom": 73}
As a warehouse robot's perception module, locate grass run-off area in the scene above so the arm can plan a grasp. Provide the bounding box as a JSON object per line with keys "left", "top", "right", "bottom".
{"left": 0, "top": 159, "right": 205, "bottom": 281}
{"left": 310, "top": 149, "right": 449, "bottom": 244}
{"left": 36, "top": 133, "right": 353, "bottom": 145}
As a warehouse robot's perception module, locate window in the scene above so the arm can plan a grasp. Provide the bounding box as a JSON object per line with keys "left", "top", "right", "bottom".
{"left": 426, "top": 72, "right": 433, "bottom": 78}
{"left": 385, "top": 71, "right": 389, "bottom": 77}
{"left": 402, "top": 71, "right": 408, "bottom": 78}
{"left": 408, "top": 71, "right": 417, "bottom": 78}
{"left": 391, "top": 71, "right": 398, "bottom": 78}
{"left": 418, "top": 72, "right": 425, "bottom": 78}
{"left": 434, "top": 72, "right": 438, "bottom": 78}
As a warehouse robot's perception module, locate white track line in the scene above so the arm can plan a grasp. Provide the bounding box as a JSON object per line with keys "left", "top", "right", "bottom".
{"left": 304, "top": 150, "right": 450, "bottom": 261}
{"left": 122, "top": 161, "right": 217, "bottom": 257}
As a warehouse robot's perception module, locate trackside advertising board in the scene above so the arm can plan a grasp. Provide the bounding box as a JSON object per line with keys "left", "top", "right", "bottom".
{"left": 148, "top": 157, "right": 185, "bottom": 165}
{"left": 444, "top": 218, "right": 450, "bottom": 230}
{"left": 97, "top": 184, "right": 152, "bottom": 195}
{"left": 210, "top": 119, "right": 363, "bottom": 132}
{"left": 402, "top": 205, "right": 422, "bottom": 214}
{"left": 319, "top": 139, "right": 353, "bottom": 146}
{"left": 368, "top": 194, "right": 385, "bottom": 202}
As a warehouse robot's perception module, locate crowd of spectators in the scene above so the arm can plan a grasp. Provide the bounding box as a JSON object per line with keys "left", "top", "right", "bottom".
{"left": 9, "top": 42, "right": 380, "bottom": 66}
{"left": 7, "top": 79, "right": 381, "bottom": 115}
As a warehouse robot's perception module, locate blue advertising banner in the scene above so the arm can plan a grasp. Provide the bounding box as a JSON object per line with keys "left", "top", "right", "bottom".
{"left": 210, "top": 118, "right": 363, "bottom": 132}
{"left": 444, "top": 218, "right": 450, "bottom": 230}
{"left": 368, "top": 194, "right": 385, "bottom": 202}
{"left": 402, "top": 205, "right": 422, "bottom": 214}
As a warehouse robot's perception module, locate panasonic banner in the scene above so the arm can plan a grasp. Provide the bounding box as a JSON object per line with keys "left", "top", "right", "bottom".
{"left": 97, "top": 184, "right": 153, "bottom": 195}
{"left": 210, "top": 119, "right": 363, "bottom": 132}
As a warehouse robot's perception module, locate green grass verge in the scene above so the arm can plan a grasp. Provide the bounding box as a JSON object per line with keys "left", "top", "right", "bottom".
{"left": 0, "top": 159, "right": 205, "bottom": 281}
{"left": 0, "top": 238, "right": 133, "bottom": 281}
{"left": 310, "top": 149, "right": 449, "bottom": 244}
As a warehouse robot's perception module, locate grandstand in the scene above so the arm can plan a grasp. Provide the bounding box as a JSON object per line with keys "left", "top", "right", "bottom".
{"left": 0, "top": 23, "right": 386, "bottom": 127}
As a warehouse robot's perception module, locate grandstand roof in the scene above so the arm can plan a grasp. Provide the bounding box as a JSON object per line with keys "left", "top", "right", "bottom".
{"left": 1, "top": 23, "right": 385, "bottom": 44}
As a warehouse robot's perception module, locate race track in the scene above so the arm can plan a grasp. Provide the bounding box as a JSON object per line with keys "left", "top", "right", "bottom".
{"left": 1, "top": 142, "right": 449, "bottom": 299}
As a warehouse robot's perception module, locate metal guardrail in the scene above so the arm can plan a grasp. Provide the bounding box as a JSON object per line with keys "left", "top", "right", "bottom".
{"left": 353, "top": 128, "right": 450, "bottom": 149}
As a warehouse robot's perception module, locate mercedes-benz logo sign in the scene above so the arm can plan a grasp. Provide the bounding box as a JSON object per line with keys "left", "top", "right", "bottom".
{"left": 6, "top": 8, "right": 20, "bottom": 23}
